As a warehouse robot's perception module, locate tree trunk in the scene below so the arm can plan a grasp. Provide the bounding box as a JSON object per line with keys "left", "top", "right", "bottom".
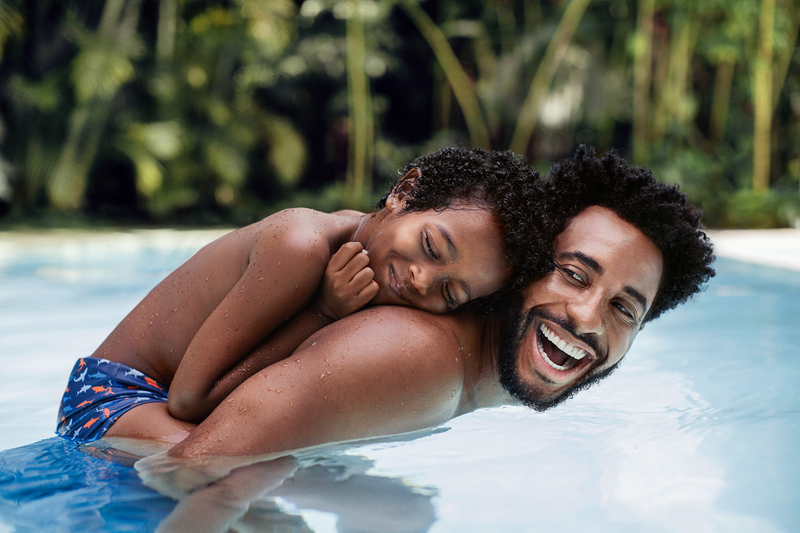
{"left": 709, "top": 57, "right": 735, "bottom": 144}
{"left": 345, "top": 7, "right": 373, "bottom": 209}
{"left": 632, "top": 0, "right": 654, "bottom": 165}
{"left": 752, "top": 0, "right": 775, "bottom": 193}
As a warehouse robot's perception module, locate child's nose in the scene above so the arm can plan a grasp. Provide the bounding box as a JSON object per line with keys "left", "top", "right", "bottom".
{"left": 409, "top": 264, "right": 435, "bottom": 295}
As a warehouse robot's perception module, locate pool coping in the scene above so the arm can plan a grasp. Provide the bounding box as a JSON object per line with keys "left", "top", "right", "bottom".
{"left": 707, "top": 228, "right": 800, "bottom": 272}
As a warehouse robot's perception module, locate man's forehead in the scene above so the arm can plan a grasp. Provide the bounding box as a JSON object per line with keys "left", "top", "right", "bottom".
{"left": 554, "top": 206, "right": 663, "bottom": 302}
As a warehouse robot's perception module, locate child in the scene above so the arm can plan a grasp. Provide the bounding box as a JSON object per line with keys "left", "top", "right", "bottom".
{"left": 56, "top": 146, "right": 552, "bottom": 442}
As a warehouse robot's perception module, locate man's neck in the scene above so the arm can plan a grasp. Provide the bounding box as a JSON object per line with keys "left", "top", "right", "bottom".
{"left": 456, "top": 313, "right": 512, "bottom": 414}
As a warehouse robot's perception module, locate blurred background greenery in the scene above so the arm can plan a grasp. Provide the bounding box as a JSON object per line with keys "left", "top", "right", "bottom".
{"left": 0, "top": 0, "right": 798, "bottom": 229}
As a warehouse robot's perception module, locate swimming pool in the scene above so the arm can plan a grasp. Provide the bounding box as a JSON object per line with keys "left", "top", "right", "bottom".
{"left": 0, "top": 230, "right": 798, "bottom": 532}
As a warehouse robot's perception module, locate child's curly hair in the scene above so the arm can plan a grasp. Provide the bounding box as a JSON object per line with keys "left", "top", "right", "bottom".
{"left": 376, "top": 145, "right": 552, "bottom": 291}
{"left": 543, "top": 145, "right": 716, "bottom": 322}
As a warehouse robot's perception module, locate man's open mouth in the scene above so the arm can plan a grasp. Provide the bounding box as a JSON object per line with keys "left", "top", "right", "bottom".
{"left": 536, "top": 323, "right": 589, "bottom": 371}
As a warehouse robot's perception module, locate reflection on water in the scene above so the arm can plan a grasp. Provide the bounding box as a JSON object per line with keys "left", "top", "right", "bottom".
{"left": 0, "top": 434, "right": 439, "bottom": 533}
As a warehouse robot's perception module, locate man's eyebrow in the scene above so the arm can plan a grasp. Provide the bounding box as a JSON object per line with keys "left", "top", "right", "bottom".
{"left": 561, "top": 251, "right": 649, "bottom": 312}
{"left": 437, "top": 224, "right": 458, "bottom": 261}
{"left": 558, "top": 251, "right": 603, "bottom": 274}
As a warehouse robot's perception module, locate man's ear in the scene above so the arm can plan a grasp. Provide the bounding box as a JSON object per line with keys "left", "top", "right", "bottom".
{"left": 386, "top": 168, "right": 421, "bottom": 211}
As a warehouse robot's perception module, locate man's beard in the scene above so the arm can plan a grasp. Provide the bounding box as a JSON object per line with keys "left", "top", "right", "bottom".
{"left": 496, "top": 298, "right": 620, "bottom": 412}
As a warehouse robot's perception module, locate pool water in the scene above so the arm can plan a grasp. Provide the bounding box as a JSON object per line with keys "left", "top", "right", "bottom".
{"left": 0, "top": 231, "right": 798, "bottom": 532}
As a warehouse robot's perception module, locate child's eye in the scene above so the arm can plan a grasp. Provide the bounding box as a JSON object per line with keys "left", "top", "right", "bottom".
{"left": 443, "top": 283, "right": 458, "bottom": 309}
{"left": 424, "top": 232, "right": 438, "bottom": 260}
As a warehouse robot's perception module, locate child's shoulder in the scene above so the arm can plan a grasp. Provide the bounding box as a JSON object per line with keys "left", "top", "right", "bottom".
{"left": 251, "top": 207, "right": 362, "bottom": 256}
{"left": 260, "top": 207, "right": 361, "bottom": 228}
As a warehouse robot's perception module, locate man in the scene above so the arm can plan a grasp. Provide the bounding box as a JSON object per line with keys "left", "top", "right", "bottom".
{"left": 162, "top": 146, "right": 715, "bottom": 458}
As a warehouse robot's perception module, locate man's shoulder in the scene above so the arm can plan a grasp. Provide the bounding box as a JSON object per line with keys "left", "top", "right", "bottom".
{"left": 323, "top": 306, "right": 477, "bottom": 364}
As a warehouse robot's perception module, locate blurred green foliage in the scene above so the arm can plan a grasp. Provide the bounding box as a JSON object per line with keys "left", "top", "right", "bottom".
{"left": 0, "top": 0, "right": 798, "bottom": 228}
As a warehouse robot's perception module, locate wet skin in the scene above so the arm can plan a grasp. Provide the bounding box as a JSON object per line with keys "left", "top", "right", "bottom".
{"left": 501, "top": 206, "right": 664, "bottom": 408}
{"left": 95, "top": 181, "right": 510, "bottom": 434}
{"left": 161, "top": 206, "right": 667, "bottom": 457}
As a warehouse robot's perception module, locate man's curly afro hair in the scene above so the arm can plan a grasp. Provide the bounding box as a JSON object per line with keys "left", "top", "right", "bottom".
{"left": 543, "top": 145, "right": 715, "bottom": 323}
{"left": 376, "top": 146, "right": 551, "bottom": 290}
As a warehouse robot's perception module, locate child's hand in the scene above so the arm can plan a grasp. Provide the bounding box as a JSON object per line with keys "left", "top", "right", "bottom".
{"left": 314, "top": 242, "right": 379, "bottom": 321}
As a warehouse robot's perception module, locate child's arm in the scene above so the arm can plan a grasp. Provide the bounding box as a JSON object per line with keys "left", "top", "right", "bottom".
{"left": 199, "top": 242, "right": 379, "bottom": 409}
{"left": 169, "top": 240, "right": 377, "bottom": 423}
{"left": 167, "top": 220, "right": 332, "bottom": 423}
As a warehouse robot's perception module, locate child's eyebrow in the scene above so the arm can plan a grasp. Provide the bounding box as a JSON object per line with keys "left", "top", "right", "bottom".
{"left": 436, "top": 224, "right": 458, "bottom": 261}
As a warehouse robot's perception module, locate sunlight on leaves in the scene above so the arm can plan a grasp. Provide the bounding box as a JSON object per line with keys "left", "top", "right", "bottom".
{"left": 263, "top": 115, "right": 308, "bottom": 189}
{"left": 205, "top": 140, "right": 248, "bottom": 187}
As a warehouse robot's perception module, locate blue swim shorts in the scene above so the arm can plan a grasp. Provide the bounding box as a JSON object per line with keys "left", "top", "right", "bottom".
{"left": 56, "top": 357, "right": 168, "bottom": 442}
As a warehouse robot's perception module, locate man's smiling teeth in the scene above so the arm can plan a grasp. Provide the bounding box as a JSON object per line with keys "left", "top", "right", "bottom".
{"left": 539, "top": 324, "right": 589, "bottom": 371}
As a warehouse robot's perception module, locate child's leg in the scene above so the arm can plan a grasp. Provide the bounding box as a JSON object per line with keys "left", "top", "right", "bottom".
{"left": 105, "top": 403, "right": 196, "bottom": 444}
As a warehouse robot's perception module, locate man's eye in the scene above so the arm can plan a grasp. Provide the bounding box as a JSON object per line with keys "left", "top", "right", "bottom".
{"left": 613, "top": 301, "right": 635, "bottom": 321}
{"left": 557, "top": 265, "right": 585, "bottom": 285}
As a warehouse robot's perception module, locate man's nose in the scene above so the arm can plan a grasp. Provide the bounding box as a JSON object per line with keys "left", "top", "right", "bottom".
{"left": 566, "top": 290, "right": 605, "bottom": 336}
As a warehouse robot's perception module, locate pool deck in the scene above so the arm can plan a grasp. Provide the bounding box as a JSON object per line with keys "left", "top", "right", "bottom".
{"left": 1, "top": 227, "right": 800, "bottom": 271}
{"left": 708, "top": 228, "right": 800, "bottom": 272}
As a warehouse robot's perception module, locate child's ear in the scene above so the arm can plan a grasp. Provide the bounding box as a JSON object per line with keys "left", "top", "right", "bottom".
{"left": 386, "top": 168, "right": 421, "bottom": 211}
